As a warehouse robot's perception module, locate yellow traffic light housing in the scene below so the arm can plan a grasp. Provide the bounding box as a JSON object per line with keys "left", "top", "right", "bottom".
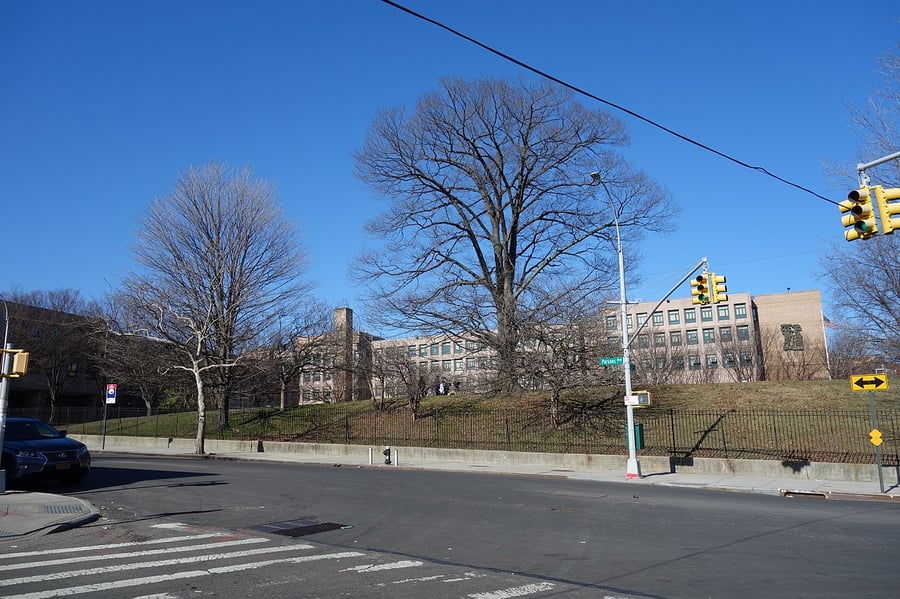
{"left": 711, "top": 273, "right": 727, "bottom": 304}
{"left": 690, "top": 274, "right": 709, "bottom": 305}
{"left": 873, "top": 185, "right": 900, "bottom": 235}
{"left": 12, "top": 352, "right": 29, "bottom": 376}
{"left": 839, "top": 186, "right": 879, "bottom": 241}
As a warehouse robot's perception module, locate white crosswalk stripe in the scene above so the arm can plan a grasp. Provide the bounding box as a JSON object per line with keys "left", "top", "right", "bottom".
{"left": 0, "top": 523, "right": 603, "bottom": 598}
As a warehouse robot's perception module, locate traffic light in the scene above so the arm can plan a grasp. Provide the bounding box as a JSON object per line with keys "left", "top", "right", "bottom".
{"left": 11, "top": 352, "right": 29, "bottom": 376}
{"left": 873, "top": 185, "right": 900, "bottom": 235}
{"left": 711, "top": 274, "right": 727, "bottom": 304}
{"left": 690, "top": 274, "right": 709, "bottom": 305}
{"left": 839, "top": 186, "right": 878, "bottom": 241}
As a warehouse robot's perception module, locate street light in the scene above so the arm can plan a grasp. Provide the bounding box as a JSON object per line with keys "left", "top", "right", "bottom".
{"left": 0, "top": 297, "right": 11, "bottom": 492}
{"left": 590, "top": 172, "right": 641, "bottom": 479}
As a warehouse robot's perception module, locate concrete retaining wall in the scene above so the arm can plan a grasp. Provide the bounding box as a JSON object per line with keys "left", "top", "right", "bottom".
{"left": 74, "top": 435, "right": 888, "bottom": 483}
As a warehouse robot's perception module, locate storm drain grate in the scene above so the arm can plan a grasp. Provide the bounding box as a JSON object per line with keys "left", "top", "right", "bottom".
{"left": 254, "top": 519, "right": 350, "bottom": 538}
{"left": 44, "top": 505, "right": 90, "bottom": 515}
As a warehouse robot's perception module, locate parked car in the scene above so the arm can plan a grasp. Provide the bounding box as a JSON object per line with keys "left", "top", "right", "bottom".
{"left": 1, "top": 417, "right": 91, "bottom": 485}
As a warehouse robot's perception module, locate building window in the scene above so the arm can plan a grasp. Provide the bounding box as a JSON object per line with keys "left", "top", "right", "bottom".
{"left": 684, "top": 308, "right": 696, "bottom": 323}
{"left": 408, "top": 345, "right": 417, "bottom": 359}
{"left": 654, "top": 332, "right": 666, "bottom": 347}
{"left": 702, "top": 328, "right": 715, "bottom": 344}
{"left": 430, "top": 360, "right": 439, "bottom": 371}
{"left": 419, "top": 361, "right": 428, "bottom": 371}
{"left": 419, "top": 344, "right": 428, "bottom": 357}
{"left": 735, "top": 303, "right": 747, "bottom": 319}
{"left": 670, "top": 331, "right": 682, "bottom": 346}
{"left": 723, "top": 352, "right": 735, "bottom": 367}
{"left": 454, "top": 342, "right": 463, "bottom": 354}
{"left": 410, "top": 362, "right": 418, "bottom": 372}
{"left": 606, "top": 315, "right": 618, "bottom": 330}
{"left": 442, "top": 360, "right": 451, "bottom": 372}
{"left": 652, "top": 311, "right": 664, "bottom": 326}
{"left": 686, "top": 330, "right": 699, "bottom": 345}
{"left": 637, "top": 312, "right": 647, "bottom": 327}
{"left": 430, "top": 344, "right": 439, "bottom": 356}
{"left": 454, "top": 359, "right": 463, "bottom": 371}
{"left": 706, "top": 354, "right": 718, "bottom": 369}
{"left": 465, "top": 340, "right": 477, "bottom": 351}
{"left": 689, "top": 355, "right": 701, "bottom": 370}
{"left": 668, "top": 310, "right": 680, "bottom": 325}
{"left": 740, "top": 351, "right": 753, "bottom": 365}
{"left": 737, "top": 325, "right": 750, "bottom": 341}
{"left": 673, "top": 357, "right": 685, "bottom": 370}
{"left": 626, "top": 314, "right": 634, "bottom": 329}
{"left": 700, "top": 306, "right": 713, "bottom": 322}
{"left": 466, "top": 357, "right": 476, "bottom": 369}
{"left": 656, "top": 357, "right": 666, "bottom": 370}
{"left": 638, "top": 334, "right": 650, "bottom": 348}
{"left": 442, "top": 342, "right": 452, "bottom": 355}
{"left": 717, "top": 305, "right": 730, "bottom": 320}
{"left": 719, "top": 327, "right": 733, "bottom": 342}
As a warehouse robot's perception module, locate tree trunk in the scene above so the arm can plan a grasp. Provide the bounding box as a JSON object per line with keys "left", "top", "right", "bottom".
{"left": 194, "top": 372, "right": 207, "bottom": 455}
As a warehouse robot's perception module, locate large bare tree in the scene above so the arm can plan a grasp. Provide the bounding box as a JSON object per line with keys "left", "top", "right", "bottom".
{"left": 113, "top": 162, "right": 313, "bottom": 454}
{"left": 354, "top": 77, "right": 676, "bottom": 391}
{"left": 821, "top": 45, "right": 899, "bottom": 365}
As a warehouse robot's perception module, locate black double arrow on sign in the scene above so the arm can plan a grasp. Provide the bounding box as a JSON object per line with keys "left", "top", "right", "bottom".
{"left": 852, "top": 375, "right": 888, "bottom": 390}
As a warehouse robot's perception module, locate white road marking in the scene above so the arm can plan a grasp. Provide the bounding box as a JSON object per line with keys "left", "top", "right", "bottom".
{"left": 1, "top": 543, "right": 315, "bottom": 586}
{"left": 0, "top": 533, "right": 227, "bottom": 560}
{"left": 340, "top": 560, "right": 423, "bottom": 572}
{"left": 0, "top": 538, "right": 271, "bottom": 572}
{"left": 3, "top": 552, "right": 365, "bottom": 599}
{"left": 468, "top": 582, "right": 556, "bottom": 598}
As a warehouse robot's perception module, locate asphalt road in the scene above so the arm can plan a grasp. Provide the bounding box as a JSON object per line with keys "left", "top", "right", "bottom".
{"left": 7, "top": 453, "right": 900, "bottom": 598}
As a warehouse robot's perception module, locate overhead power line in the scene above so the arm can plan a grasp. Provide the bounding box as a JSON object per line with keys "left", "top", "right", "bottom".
{"left": 381, "top": 0, "right": 838, "bottom": 206}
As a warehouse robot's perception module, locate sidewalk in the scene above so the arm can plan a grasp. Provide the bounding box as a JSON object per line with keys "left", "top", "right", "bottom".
{"left": 2, "top": 442, "right": 898, "bottom": 539}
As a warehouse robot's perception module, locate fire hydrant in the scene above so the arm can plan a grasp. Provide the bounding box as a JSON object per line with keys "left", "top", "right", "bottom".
{"left": 382, "top": 446, "right": 392, "bottom": 465}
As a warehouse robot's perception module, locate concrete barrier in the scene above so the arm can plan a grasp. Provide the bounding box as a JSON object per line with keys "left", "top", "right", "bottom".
{"left": 74, "top": 435, "right": 886, "bottom": 483}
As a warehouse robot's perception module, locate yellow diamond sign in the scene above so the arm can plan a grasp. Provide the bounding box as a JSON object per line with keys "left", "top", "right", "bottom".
{"left": 870, "top": 429, "right": 884, "bottom": 447}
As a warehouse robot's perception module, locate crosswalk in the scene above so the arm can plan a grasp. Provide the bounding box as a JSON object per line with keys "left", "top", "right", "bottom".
{"left": 0, "top": 522, "right": 626, "bottom": 598}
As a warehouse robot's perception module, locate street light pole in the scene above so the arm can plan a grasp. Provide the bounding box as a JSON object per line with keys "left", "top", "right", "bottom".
{"left": 590, "top": 173, "right": 641, "bottom": 479}
{"left": 0, "top": 298, "right": 11, "bottom": 492}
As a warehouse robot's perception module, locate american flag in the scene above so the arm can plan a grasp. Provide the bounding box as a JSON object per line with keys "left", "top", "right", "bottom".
{"left": 823, "top": 316, "right": 839, "bottom": 329}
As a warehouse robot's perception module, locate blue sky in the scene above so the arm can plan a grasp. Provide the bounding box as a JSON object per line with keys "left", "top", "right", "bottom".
{"left": 2, "top": 1, "right": 896, "bottom": 332}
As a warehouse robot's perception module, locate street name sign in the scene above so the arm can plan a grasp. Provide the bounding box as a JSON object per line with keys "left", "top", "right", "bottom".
{"left": 850, "top": 374, "right": 889, "bottom": 391}
{"left": 599, "top": 356, "right": 624, "bottom": 366}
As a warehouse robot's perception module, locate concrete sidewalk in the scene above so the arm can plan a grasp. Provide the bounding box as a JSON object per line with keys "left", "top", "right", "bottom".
{"left": 2, "top": 440, "right": 898, "bottom": 539}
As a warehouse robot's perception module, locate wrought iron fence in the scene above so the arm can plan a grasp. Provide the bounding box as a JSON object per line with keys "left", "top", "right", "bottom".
{"left": 10, "top": 405, "right": 898, "bottom": 465}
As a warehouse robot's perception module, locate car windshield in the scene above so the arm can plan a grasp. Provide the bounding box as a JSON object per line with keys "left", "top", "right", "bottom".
{"left": 4, "top": 420, "right": 63, "bottom": 442}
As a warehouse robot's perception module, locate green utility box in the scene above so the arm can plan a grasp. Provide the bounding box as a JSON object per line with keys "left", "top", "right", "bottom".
{"left": 625, "top": 423, "right": 645, "bottom": 450}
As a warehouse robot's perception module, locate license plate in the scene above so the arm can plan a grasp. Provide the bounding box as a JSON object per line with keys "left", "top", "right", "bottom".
{"left": 57, "top": 462, "right": 71, "bottom": 469}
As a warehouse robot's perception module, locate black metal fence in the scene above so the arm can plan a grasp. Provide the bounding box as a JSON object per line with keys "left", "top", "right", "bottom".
{"left": 11, "top": 405, "right": 898, "bottom": 465}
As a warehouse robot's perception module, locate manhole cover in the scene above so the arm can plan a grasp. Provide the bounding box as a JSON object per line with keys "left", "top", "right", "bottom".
{"left": 254, "top": 519, "right": 350, "bottom": 537}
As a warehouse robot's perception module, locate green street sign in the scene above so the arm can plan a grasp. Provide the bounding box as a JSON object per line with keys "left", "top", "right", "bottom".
{"left": 599, "top": 356, "right": 624, "bottom": 366}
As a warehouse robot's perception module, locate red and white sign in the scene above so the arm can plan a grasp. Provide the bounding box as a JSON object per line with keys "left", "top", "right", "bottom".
{"left": 106, "top": 383, "right": 117, "bottom": 405}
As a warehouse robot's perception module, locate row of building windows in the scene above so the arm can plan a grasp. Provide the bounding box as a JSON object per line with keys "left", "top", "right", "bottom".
{"left": 375, "top": 340, "right": 483, "bottom": 360}
{"left": 638, "top": 351, "right": 753, "bottom": 371}
{"left": 629, "top": 324, "right": 752, "bottom": 349}
{"left": 608, "top": 303, "right": 748, "bottom": 331}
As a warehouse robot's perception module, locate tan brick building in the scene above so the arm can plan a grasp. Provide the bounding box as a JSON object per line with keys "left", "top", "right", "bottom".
{"left": 297, "top": 290, "right": 831, "bottom": 403}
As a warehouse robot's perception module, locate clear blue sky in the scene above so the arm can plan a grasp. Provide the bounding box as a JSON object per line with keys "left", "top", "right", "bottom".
{"left": 2, "top": 1, "right": 896, "bottom": 331}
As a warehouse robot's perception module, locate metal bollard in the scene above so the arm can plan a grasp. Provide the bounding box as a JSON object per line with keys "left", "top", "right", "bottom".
{"left": 382, "top": 446, "right": 392, "bottom": 465}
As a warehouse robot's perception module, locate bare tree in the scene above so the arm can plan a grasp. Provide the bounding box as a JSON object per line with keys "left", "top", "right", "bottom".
{"left": 821, "top": 45, "right": 899, "bottom": 365}
{"left": 354, "top": 77, "right": 677, "bottom": 392}
{"left": 262, "top": 305, "right": 333, "bottom": 410}
{"left": 113, "top": 162, "right": 313, "bottom": 454}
